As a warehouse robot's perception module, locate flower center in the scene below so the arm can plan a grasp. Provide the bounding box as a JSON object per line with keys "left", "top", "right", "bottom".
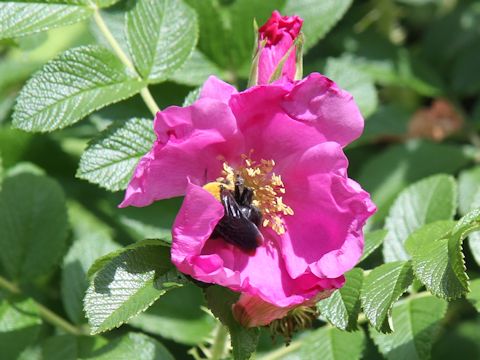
{"left": 216, "top": 154, "right": 294, "bottom": 235}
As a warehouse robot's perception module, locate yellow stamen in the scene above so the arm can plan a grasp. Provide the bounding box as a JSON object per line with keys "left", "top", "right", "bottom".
{"left": 216, "top": 153, "right": 294, "bottom": 235}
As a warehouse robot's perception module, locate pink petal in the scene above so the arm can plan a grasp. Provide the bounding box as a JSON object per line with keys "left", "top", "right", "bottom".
{"left": 282, "top": 73, "right": 364, "bottom": 146}
{"left": 120, "top": 98, "right": 244, "bottom": 207}
{"left": 200, "top": 76, "right": 237, "bottom": 103}
{"left": 279, "top": 142, "right": 376, "bottom": 279}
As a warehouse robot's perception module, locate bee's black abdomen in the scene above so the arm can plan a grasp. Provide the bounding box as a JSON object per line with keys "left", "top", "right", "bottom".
{"left": 211, "top": 187, "right": 263, "bottom": 252}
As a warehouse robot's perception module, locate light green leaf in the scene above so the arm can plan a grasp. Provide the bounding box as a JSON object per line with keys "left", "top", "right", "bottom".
{"left": 0, "top": 296, "right": 42, "bottom": 360}
{"left": 183, "top": 87, "right": 201, "bottom": 107}
{"left": 205, "top": 286, "right": 259, "bottom": 360}
{"left": 458, "top": 166, "right": 480, "bottom": 216}
{"left": 13, "top": 45, "right": 145, "bottom": 132}
{"left": 0, "top": 2, "right": 92, "bottom": 40}
{"left": 458, "top": 167, "right": 480, "bottom": 266}
{"left": 0, "top": 173, "right": 68, "bottom": 281}
{"left": 284, "top": 0, "right": 353, "bottom": 51}
{"left": 76, "top": 117, "right": 155, "bottom": 191}
{"left": 169, "top": 50, "right": 224, "bottom": 86}
{"left": 129, "top": 283, "right": 216, "bottom": 345}
{"left": 405, "top": 213, "right": 477, "bottom": 299}
{"left": 370, "top": 295, "right": 447, "bottom": 360}
{"left": 358, "top": 140, "right": 469, "bottom": 226}
{"left": 61, "top": 203, "right": 120, "bottom": 324}
{"left": 325, "top": 56, "right": 378, "bottom": 118}
{"left": 361, "top": 261, "right": 414, "bottom": 333}
{"left": 86, "top": 332, "right": 174, "bottom": 360}
{"left": 299, "top": 327, "right": 366, "bottom": 360}
{"left": 126, "top": 0, "right": 198, "bottom": 83}
{"left": 467, "top": 278, "right": 480, "bottom": 312}
{"left": 317, "top": 268, "right": 363, "bottom": 331}
{"left": 383, "top": 174, "right": 457, "bottom": 262}
{"left": 84, "top": 240, "right": 184, "bottom": 334}
{"left": 360, "top": 230, "right": 388, "bottom": 263}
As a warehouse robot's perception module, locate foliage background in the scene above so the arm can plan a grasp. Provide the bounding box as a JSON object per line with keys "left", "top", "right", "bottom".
{"left": 1, "top": 0, "right": 480, "bottom": 359}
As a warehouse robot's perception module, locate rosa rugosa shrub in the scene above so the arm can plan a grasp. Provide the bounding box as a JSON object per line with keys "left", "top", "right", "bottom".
{"left": 1, "top": 1, "right": 479, "bottom": 359}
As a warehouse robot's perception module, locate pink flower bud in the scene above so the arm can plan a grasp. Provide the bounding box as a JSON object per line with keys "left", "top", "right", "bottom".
{"left": 257, "top": 11, "right": 303, "bottom": 84}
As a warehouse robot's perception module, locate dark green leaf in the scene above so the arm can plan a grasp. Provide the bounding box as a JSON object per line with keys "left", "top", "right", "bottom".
{"left": 0, "top": 2, "right": 92, "bottom": 40}
{"left": 383, "top": 174, "right": 456, "bottom": 262}
{"left": 458, "top": 166, "right": 480, "bottom": 216}
{"left": 129, "top": 283, "right": 216, "bottom": 345}
{"left": 77, "top": 117, "right": 155, "bottom": 191}
{"left": 358, "top": 141, "right": 470, "bottom": 225}
{"left": 84, "top": 240, "right": 184, "bottom": 334}
{"left": 126, "top": 0, "right": 198, "bottom": 83}
{"left": 13, "top": 45, "right": 145, "bottom": 132}
{"left": 0, "top": 296, "right": 42, "bottom": 360}
{"left": 360, "top": 230, "right": 388, "bottom": 263}
{"left": 61, "top": 203, "right": 120, "bottom": 324}
{"left": 370, "top": 295, "right": 447, "bottom": 360}
{"left": 361, "top": 261, "right": 414, "bottom": 333}
{"left": 0, "top": 173, "right": 68, "bottom": 281}
{"left": 205, "top": 286, "right": 259, "bottom": 360}
{"left": 317, "top": 268, "right": 363, "bottom": 331}
{"left": 284, "top": 0, "right": 353, "bottom": 51}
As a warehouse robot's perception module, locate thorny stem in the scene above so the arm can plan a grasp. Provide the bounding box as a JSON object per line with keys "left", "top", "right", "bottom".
{"left": 210, "top": 323, "right": 229, "bottom": 360}
{"left": 0, "top": 275, "right": 84, "bottom": 336}
{"left": 91, "top": 5, "right": 160, "bottom": 116}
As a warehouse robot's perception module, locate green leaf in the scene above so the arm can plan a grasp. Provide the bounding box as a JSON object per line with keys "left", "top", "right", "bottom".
{"left": 467, "top": 278, "right": 480, "bottom": 312}
{"left": 361, "top": 261, "right": 414, "bottom": 333}
{"left": 0, "top": 2, "right": 92, "bottom": 40}
{"left": 299, "top": 327, "right": 366, "bottom": 360}
{"left": 129, "top": 283, "right": 216, "bottom": 345}
{"left": 169, "top": 50, "right": 225, "bottom": 86}
{"left": 0, "top": 173, "right": 68, "bottom": 281}
{"left": 61, "top": 203, "right": 120, "bottom": 324}
{"left": 13, "top": 45, "right": 145, "bottom": 132}
{"left": 183, "top": 87, "right": 201, "bottom": 107}
{"left": 126, "top": 0, "right": 198, "bottom": 83}
{"left": 358, "top": 140, "right": 470, "bottom": 225}
{"left": 360, "top": 230, "right": 388, "bottom": 263}
{"left": 42, "top": 332, "right": 174, "bottom": 360}
{"left": 325, "top": 56, "right": 378, "bottom": 118}
{"left": 84, "top": 240, "right": 184, "bottom": 334}
{"left": 458, "top": 167, "right": 480, "bottom": 266}
{"left": 284, "top": 0, "right": 353, "bottom": 51}
{"left": 87, "top": 332, "right": 174, "bottom": 360}
{"left": 77, "top": 117, "right": 155, "bottom": 191}
{"left": 383, "top": 174, "right": 457, "bottom": 262}
{"left": 205, "top": 286, "right": 259, "bottom": 360}
{"left": 458, "top": 166, "right": 480, "bottom": 216}
{"left": 370, "top": 295, "right": 447, "bottom": 360}
{"left": 0, "top": 297, "right": 42, "bottom": 360}
{"left": 317, "top": 268, "right": 363, "bottom": 331}
{"left": 405, "top": 213, "right": 477, "bottom": 299}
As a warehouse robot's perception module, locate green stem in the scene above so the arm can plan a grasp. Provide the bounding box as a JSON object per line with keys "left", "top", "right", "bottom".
{"left": 0, "top": 276, "right": 84, "bottom": 336}
{"left": 210, "top": 324, "right": 229, "bottom": 360}
{"left": 92, "top": 6, "right": 160, "bottom": 116}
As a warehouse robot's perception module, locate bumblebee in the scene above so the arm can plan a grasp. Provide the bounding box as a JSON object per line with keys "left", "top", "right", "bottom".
{"left": 206, "top": 176, "right": 263, "bottom": 252}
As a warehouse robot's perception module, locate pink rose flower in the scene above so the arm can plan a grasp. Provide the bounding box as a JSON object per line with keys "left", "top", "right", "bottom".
{"left": 257, "top": 11, "right": 303, "bottom": 85}
{"left": 120, "top": 74, "right": 376, "bottom": 327}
